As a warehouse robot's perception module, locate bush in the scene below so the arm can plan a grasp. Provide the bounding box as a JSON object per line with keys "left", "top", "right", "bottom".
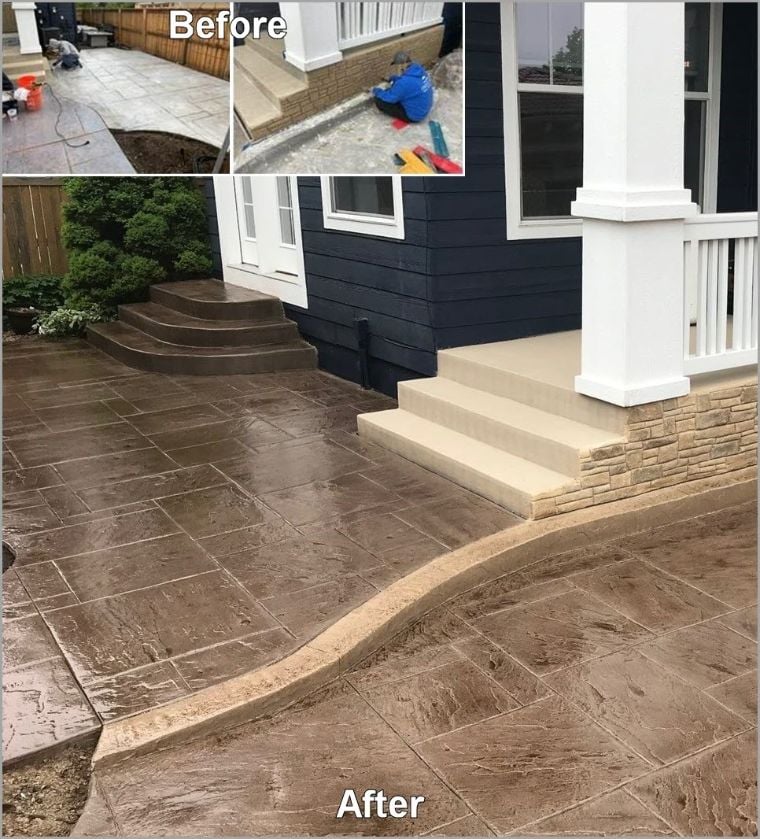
{"left": 36, "top": 305, "right": 112, "bottom": 337}
{"left": 3, "top": 275, "right": 66, "bottom": 311}
{"left": 61, "top": 178, "right": 213, "bottom": 308}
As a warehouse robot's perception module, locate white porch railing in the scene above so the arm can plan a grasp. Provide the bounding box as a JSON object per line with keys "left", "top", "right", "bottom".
{"left": 336, "top": 2, "right": 444, "bottom": 50}
{"left": 683, "top": 212, "right": 758, "bottom": 375}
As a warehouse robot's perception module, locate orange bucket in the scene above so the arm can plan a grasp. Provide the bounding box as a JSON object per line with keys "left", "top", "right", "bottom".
{"left": 25, "top": 87, "right": 43, "bottom": 110}
{"left": 17, "top": 74, "right": 37, "bottom": 89}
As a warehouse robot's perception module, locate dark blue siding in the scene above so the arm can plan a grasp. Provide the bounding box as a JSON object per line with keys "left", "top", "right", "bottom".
{"left": 426, "top": 2, "right": 582, "bottom": 350}
{"left": 717, "top": 3, "right": 757, "bottom": 213}
{"left": 284, "top": 177, "right": 435, "bottom": 396}
{"left": 199, "top": 177, "right": 222, "bottom": 278}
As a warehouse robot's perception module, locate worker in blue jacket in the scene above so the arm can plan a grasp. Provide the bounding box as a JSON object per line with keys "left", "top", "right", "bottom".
{"left": 372, "top": 52, "right": 434, "bottom": 123}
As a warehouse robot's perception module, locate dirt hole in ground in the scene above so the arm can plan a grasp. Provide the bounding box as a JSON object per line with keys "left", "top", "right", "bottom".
{"left": 112, "top": 130, "right": 230, "bottom": 174}
{"left": 3, "top": 739, "right": 96, "bottom": 837}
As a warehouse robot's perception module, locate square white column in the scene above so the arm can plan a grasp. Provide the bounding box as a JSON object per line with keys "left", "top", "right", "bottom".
{"left": 279, "top": 2, "right": 342, "bottom": 72}
{"left": 572, "top": 2, "right": 698, "bottom": 407}
{"left": 13, "top": 2, "right": 42, "bottom": 55}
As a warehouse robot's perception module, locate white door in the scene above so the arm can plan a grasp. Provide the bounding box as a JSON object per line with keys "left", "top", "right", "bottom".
{"left": 217, "top": 175, "right": 307, "bottom": 309}
{"left": 234, "top": 176, "right": 299, "bottom": 276}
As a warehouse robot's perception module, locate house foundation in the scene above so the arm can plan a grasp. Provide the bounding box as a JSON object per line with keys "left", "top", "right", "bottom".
{"left": 536, "top": 379, "right": 757, "bottom": 518}
{"left": 236, "top": 25, "right": 443, "bottom": 140}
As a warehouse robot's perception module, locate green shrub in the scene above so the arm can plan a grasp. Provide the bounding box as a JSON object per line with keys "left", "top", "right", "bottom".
{"left": 3, "top": 275, "right": 66, "bottom": 311}
{"left": 61, "top": 178, "right": 213, "bottom": 308}
{"left": 36, "top": 304, "right": 112, "bottom": 337}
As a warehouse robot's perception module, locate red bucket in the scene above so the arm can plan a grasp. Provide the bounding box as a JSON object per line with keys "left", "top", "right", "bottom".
{"left": 17, "top": 74, "right": 37, "bottom": 89}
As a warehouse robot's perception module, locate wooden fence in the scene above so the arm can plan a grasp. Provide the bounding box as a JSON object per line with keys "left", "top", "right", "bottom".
{"left": 77, "top": 7, "right": 230, "bottom": 80}
{"left": 2, "top": 181, "right": 69, "bottom": 279}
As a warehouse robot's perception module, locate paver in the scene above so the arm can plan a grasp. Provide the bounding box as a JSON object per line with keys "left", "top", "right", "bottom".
{"left": 71, "top": 499, "right": 756, "bottom": 836}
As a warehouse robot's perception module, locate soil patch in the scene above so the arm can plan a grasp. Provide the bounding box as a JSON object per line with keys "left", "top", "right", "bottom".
{"left": 112, "top": 130, "right": 230, "bottom": 174}
{"left": 2, "top": 740, "right": 96, "bottom": 837}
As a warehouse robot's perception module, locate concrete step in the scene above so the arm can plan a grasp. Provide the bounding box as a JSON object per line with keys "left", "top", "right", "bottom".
{"left": 235, "top": 39, "right": 307, "bottom": 107}
{"left": 149, "top": 279, "right": 283, "bottom": 321}
{"left": 2, "top": 49, "right": 47, "bottom": 81}
{"left": 438, "top": 334, "right": 628, "bottom": 434}
{"left": 398, "top": 377, "right": 623, "bottom": 477}
{"left": 357, "top": 409, "right": 575, "bottom": 518}
{"left": 232, "top": 71, "right": 281, "bottom": 138}
{"left": 119, "top": 301, "right": 299, "bottom": 347}
{"left": 88, "top": 321, "right": 317, "bottom": 376}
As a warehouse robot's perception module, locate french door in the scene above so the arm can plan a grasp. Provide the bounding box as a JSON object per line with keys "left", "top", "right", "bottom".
{"left": 234, "top": 176, "right": 299, "bottom": 276}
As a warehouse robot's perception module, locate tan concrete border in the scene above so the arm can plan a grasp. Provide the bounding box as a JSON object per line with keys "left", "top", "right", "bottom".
{"left": 92, "top": 468, "right": 756, "bottom": 768}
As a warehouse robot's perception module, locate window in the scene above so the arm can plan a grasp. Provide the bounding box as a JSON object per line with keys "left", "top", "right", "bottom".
{"left": 502, "top": 2, "right": 722, "bottom": 240}
{"left": 321, "top": 177, "right": 405, "bottom": 239}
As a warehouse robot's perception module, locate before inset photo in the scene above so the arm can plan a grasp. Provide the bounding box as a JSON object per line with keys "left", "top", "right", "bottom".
{"left": 233, "top": 2, "right": 463, "bottom": 175}
{"left": 2, "top": 1, "right": 230, "bottom": 174}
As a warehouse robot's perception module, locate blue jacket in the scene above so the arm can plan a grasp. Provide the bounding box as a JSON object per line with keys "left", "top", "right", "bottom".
{"left": 372, "top": 63, "right": 433, "bottom": 122}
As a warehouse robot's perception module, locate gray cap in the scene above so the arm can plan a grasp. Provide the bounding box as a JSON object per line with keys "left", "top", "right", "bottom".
{"left": 48, "top": 38, "right": 60, "bottom": 49}
{"left": 391, "top": 51, "right": 411, "bottom": 65}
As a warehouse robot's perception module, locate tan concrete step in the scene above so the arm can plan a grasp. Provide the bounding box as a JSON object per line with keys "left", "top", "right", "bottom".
{"left": 2, "top": 47, "right": 47, "bottom": 81}
{"left": 233, "top": 70, "right": 281, "bottom": 136}
{"left": 398, "top": 378, "right": 623, "bottom": 477}
{"left": 438, "top": 333, "right": 628, "bottom": 434}
{"left": 357, "top": 409, "right": 575, "bottom": 517}
{"left": 234, "top": 39, "right": 307, "bottom": 107}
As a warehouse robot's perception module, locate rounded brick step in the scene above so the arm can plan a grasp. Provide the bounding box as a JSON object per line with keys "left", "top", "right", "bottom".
{"left": 119, "top": 302, "right": 300, "bottom": 348}
{"left": 150, "top": 279, "right": 284, "bottom": 321}
{"left": 88, "top": 321, "right": 317, "bottom": 375}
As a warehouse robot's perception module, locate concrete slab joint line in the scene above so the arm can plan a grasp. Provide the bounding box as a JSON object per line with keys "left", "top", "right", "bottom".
{"left": 91, "top": 470, "right": 756, "bottom": 769}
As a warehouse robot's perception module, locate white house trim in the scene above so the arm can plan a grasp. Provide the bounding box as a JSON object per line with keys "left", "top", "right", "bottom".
{"left": 500, "top": 1, "right": 724, "bottom": 241}
{"left": 12, "top": 2, "right": 42, "bottom": 55}
{"left": 321, "top": 177, "right": 406, "bottom": 240}
{"left": 214, "top": 176, "right": 308, "bottom": 310}
{"left": 572, "top": 2, "right": 697, "bottom": 407}
{"left": 280, "top": 2, "right": 343, "bottom": 72}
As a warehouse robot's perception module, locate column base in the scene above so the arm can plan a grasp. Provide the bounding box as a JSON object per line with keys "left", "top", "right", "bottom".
{"left": 575, "top": 374, "right": 691, "bottom": 407}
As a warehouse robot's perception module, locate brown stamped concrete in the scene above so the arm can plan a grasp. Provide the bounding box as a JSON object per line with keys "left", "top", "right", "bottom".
{"left": 3, "top": 337, "right": 521, "bottom": 764}
{"left": 74, "top": 501, "right": 757, "bottom": 836}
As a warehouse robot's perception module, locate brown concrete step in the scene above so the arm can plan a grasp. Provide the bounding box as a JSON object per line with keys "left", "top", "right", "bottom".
{"left": 88, "top": 321, "right": 317, "bottom": 375}
{"left": 149, "top": 280, "right": 284, "bottom": 321}
{"left": 119, "top": 302, "right": 300, "bottom": 347}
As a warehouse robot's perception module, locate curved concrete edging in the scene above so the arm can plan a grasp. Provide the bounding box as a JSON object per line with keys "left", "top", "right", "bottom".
{"left": 92, "top": 469, "right": 756, "bottom": 769}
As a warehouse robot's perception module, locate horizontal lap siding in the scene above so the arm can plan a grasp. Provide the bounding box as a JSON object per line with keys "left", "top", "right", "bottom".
{"left": 285, "top": 178, "right": 435, "bottom": 397}
{"left": 426, "top": 2, "right": 582, "bottom": 348}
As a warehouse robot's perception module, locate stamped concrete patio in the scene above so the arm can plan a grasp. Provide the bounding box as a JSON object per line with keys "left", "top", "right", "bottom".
{"left": 2, "top": 337, "right": 520, "bottom": 764}
{"left": 75, "top": 501, "right": 757, "bottom": 836}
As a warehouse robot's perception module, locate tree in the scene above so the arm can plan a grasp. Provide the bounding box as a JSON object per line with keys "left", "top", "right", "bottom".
{"left": 551, "top": 26, "right": 583, "bottom": 84}
{"left": 61, "top": 177, "right": 213, "bottom": 308}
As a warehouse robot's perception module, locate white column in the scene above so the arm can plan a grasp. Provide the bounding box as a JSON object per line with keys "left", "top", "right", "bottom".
{"left": 571, "top": 3, "right": 697, "bottom": 407}
{"left": 13, "top": 2, "right": 42, "bottom": 55}
{"left": 279, "top": 2, "right": 342, "bottom": 72}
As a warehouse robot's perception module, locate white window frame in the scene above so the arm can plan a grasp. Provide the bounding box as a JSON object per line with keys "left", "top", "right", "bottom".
{"left": 320, "top": 177, "right": 405, "bottom": 240}
{"left": 501, "top": 0, "right": 723, "bottom": 241}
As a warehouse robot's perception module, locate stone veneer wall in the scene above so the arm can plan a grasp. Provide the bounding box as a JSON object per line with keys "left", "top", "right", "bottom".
{"left": 251, "top": 25, "right": 444, "bottom": 139}
{"left": 533, "top": 382, "right": 758, "bottom": 519}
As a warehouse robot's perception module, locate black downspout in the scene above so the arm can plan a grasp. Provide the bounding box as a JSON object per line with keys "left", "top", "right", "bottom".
{"left": 355, "top": 317, "right": 371, "bottom": 389}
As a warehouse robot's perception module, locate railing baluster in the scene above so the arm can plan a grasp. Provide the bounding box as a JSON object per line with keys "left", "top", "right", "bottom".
{"left": 750, "top": 239, "right": 758, "bottom": 349}
{"left": 734, "top": 238, "right": 747, "bottom": 350}
{"left": 716, "top": 238, "right": 729, "bottom": 354}
{"left": 696, "top": 239, "right": 708, "bottom": 357}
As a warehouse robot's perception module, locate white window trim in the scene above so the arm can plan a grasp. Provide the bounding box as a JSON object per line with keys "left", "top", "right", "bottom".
{"left": 500, "top": 1, "right": 723, "bottom": 241}
{"left": 320, "top": 177, "right": 405, "bottom": 240}
{"left": 213, "top": 175, "right": 308, "bottom": 310}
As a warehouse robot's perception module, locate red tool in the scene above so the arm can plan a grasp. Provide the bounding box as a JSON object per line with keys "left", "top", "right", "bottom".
{"left": 391, "top": 118, "right": 410, "bottom": 130}
{"left": 412, "top": 145, "right": 462, "bottom": 174}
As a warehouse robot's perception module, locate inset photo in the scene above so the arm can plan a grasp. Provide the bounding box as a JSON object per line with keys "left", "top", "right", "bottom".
{"left": 2, "top": 1, "right": 231, "bottom": 175}
{"left": 233, "top": 2, "right": 463, "bottom": 175}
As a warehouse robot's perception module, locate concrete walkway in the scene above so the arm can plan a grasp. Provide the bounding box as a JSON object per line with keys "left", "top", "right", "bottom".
{"left": 2, "top": 89, "right": 135, "bottom": 175}
{"left": 48, "top": 48, "right": 229, "bottom": 148}
{"left": 75, "top": 502, "right": 756, "bottom": 836}
{"left": 2, "top": 337, "right": 519, "bottom": 764}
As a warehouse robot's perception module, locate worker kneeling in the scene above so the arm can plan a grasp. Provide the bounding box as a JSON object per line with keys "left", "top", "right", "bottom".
{"left": 49, "top": 39, "right": 83, "bottom": 71}
{"left": 372, "top": 52, "right": 433, "bottom": 123}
